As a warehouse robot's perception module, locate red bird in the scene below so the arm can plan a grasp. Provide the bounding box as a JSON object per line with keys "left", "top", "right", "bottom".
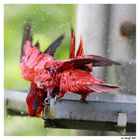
{"left": 44, "top": 29, "right": 121, "bottom": 102}
{"left": 44, "top": 57, "right": 121, "bottom": 103}
{"left": 20, "top": 23, "right": 121, "bottom": 117}
{"left": 20, "top": 23, "right": 64, "bottom": 117}
{"left": 26, "top": 83, "right": 46, "bottom": 117}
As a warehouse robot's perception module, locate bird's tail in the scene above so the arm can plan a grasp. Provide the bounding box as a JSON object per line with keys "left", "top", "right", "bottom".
{"left": 69, "top": 27, "right": 84, "bottom": 59}
{"left": 88, "top": 83, "right": 121, "bottom": 93}
{"left": 76, "top": 36, "right": 84, "bottom": 57}
{"left": 69, "top": 27, "right": 76, "bottom": 59}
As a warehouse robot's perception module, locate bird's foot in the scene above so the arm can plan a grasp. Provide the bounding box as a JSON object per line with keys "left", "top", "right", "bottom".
{"left": 54, "top": 95, "right": 62, "bottom": 103}
{"left": 80, "top": 99, "right": 88, "bottom": 104}
{"left": 44, "top": 96, "right": 52, "bottom": 105}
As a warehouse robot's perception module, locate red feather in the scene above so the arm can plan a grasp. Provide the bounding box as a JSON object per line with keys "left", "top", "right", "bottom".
{"left": 76, "top": 37, "right": 84, "bottom": 57}
{"left": 20, "top": 24, "right": 121, "bottom": 116}
{"left": 52, "top": 69, "right": 120, "bottom": 101}
{"left": 69, "top": 27, "right": 75, "bottom": 59}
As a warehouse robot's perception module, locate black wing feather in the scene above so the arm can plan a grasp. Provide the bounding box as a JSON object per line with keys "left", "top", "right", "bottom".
{"left": 89, "top": 55, "right": 121, "bottom": 66}
{"left": 21, "top": 22, "right": 32, "bottom": 61}
{"left": 44, "top": 34, "right": 65, "bottom": 56}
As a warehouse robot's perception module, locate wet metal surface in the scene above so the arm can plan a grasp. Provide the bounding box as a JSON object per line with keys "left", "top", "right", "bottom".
{"left": 43, "top": 92, "right": 136, "bottom": 132}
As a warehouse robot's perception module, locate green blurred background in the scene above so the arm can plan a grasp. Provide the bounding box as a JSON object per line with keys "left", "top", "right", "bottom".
{"left": 4, "top": 4, "right": 77, "bottom": 136}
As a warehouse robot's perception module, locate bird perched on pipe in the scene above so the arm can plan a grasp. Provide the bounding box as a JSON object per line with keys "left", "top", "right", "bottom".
{"left": 20, "top": 22, "right": 121, "bottom": 117}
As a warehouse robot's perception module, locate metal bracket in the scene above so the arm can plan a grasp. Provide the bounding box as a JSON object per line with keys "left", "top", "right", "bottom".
{"left": 116, "top": 113, "right": 127, "bottom": 135}
{"left": 42, "top": 92, "right": 136, "bottom": 134}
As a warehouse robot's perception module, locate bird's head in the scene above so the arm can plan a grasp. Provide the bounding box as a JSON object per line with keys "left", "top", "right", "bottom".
{"left": 26, "top": 83, "right": 47, "bottom": 117}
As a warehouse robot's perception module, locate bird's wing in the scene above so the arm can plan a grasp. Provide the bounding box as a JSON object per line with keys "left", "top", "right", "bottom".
{"left": 55, "top": 58, "right": 97, "bottom": 72}
{"left": 55, "top": 55, "right": 121, "bottom": 72}
{"left": 20, "top": 22, "right": 33, "bottom": 62}
{"left": 88, "top": 55, "right": 121, "bottom": 66}
{"left": 44, "top": 34, "right": 65, "bottom": 57}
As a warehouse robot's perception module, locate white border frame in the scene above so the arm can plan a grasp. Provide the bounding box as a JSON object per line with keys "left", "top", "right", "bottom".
{"left": 1, "top": 0, "right": 139, "bottom": 140}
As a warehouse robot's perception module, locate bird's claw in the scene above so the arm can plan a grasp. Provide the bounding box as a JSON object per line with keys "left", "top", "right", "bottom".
{"left": 80, "top": 99, "right": 88, "bottom": 104}
{"left": 44, "top": 96, "right": 52, "bottom": 105}
{"left": 54, "top": 95, "right": 62, "bottom": 103}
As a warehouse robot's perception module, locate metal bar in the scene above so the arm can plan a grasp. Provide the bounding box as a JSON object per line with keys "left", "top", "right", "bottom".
{"left": 4, "top": 89, "right": 136, "bottom": 133}
{"left": 4, "top": 89, "right": 28, "bottom": 116}
{"left": 42, "top": 92, "right": 136, "bottom": 133}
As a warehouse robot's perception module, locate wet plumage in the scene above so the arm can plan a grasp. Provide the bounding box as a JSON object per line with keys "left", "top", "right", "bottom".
{"left": 20, "top": 23, "right": 121, "bottom": 117}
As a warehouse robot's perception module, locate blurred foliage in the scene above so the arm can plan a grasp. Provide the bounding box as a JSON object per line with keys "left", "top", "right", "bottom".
{"left": 4, "top": 4, "right": 77, "bottom": 136}
{"left": 5, "top": 116, "right": 71, "bottom": 136}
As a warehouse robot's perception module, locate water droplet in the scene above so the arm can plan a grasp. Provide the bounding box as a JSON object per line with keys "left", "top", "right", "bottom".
{"left": 129, "top": 38, "right": 133, "bottom": 42}
{"left": 96, "top": 96, "right": 99, "bottom": 100}
{"left": 32, "top": 11, "right": 36, "bottom": 15}
{"left": 129, "top": 62, "right": 132, "bottom": 65}
{"left": 121, "top": 7, "right": 125, "bottom": 11}
{"left": 123, "top": 86, "right": 127, "bottom": 89}
{"left": 118, "top": 79, "right": 121, "bottom": 83}
{"left": 12, "top": 12, "right": 16, "bottom": 16}
{"left": 9, "top": 30, "right": 13, "bottom": 33}
{"left": 41, "top": 17, "right": 45, "bottom": 21}
{"left": 107, "top": 49, "right": 110, "bottom": 53}
{"left": 102, "top": 25, "right": 105, "bottom": 29}
{"left": 128, "top": 89, "right": 131, "bottom": 92}
{"left": 21, "top": 111, "right": 24, "bottom": 115}
{"left": 105, "top": 76, "right": 108, "bottom": 80}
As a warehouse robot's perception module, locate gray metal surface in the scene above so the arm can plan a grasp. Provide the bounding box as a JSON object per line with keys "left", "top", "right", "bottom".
{"left": 76, "top": 4, "right": 136, "bottom": 135}
{"left": 4, "top": 89, "right": 28, "bottom": 116}
{"left": 4, "top": 89, "right": 136, "bottom": 133}
{"left": 43, "top": 92, "right": 136, "bottom": 133}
